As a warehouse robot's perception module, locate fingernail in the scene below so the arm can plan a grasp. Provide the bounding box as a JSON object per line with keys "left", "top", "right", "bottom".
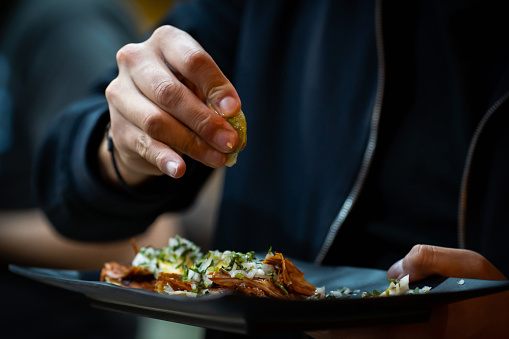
{"left": 214, "top": 129, "right": 235, "bottom": 152}
{"left": 165, "top": 161, "right": 178, "bottom": 178}
{"left": 387, "top": 259, "right": 404, "bottom": 279}
{"left": 218, "top": 96, "right": 239, "bottom": 116}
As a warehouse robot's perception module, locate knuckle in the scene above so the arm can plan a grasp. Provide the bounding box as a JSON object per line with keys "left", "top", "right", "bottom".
{"left": 154, "top": 80, "right": 183, "bottom": 108}
{"left": 116, "top": 43, "right": 142, "bottom": 66}
{"left": 135, "top": 134, "right": 152, "bottom": 159}
{"left": 152, "top": 25, "right": 177, "bottom": 40}
{"left": 105, "top": 78, "right": 120, "bottom": 102}
{"left": 133, "top": 133, "right": 166, "bottom": 173}
{"left": 183, "top": 48, "right": 211, "bottom": 73}
{"left": 141, "top": 112, "right": 166, "bottom": 137}
{"left": 190, "top": 112, "right": 215, "bottom": 137}
{"left": 411, "top": 244, "right": 435, "bottom": 272}
{"left": 205, "top": 82, "right": 231, "bottom": 102}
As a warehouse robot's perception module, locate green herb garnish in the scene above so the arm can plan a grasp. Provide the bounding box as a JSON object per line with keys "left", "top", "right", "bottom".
{"left": 275, "top": 282, "right": 288, "bottom": 296}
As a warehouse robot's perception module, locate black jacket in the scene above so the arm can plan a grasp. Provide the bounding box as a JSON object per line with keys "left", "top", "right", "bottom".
{"left": 35, "top": 0, "right": 509, "bottom": 276}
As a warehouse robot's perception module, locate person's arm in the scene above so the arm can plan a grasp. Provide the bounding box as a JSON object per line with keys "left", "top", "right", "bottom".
{"left": 34, "top": 0, "right": 245, "bottom": 241}
{"left": 34, "top": 96, "right": 208, "bottom": 241}
{"left": 0, "top": 210, "right": 178, "bottom": 269}
{"left": 101, "top": 23, "right": 241, "bottom": 186}
{"left": 309, "top": 245, "right": 509, "bottom": 338}
{"left": 100, "top": 0, "right": 246, "bottom": 186}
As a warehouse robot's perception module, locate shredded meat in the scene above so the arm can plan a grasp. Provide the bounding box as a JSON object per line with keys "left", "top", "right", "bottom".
{"left": 263, "top": 253, "right": 316, "bottom": 296}
{"left": 122, "top": 265, "right": 154, "bottom": 281}
{"left": 100, "top": 262, "right": 155, "bottom": 291}
{"left": 208, "top": 271, "right": 287, "bottom": 298}
{"left": 100, "top": 262, "right": 129, "bottom": 282}
{"left": 154, "top": 273, "right": 195, "bottom": 293}
{"left": 100, "top": 253, "right": 316, "bottom": 298}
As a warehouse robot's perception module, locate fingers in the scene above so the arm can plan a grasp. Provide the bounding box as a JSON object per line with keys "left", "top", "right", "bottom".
{"left": 104, "top": 24, "right": 243, "bottom": 183}
{"left": 116, "top": 43, "right": 238, "bottom": 151}
{"left": 152, "top": 25, "right": 241, "bottom": 118}
{"left": 108, "top": 110, "right": 188, "bottom": 180}
{"left": 107, "top": 75, "right": 227, "bottom": 171}
{"left": 387, "top": 245, "right": 506, "bottom": 282}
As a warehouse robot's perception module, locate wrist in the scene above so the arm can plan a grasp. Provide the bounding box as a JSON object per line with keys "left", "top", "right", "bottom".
{"left": 97, "top": 124, "right": 152, "bottom": 190}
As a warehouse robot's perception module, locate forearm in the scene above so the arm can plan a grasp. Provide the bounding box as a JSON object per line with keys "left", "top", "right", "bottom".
{"left": 0, "top": 209, "right": 180, "bottom": 269}
{"left": 33, "top": 0, "right": 241, "bottom": 242}
{"left": 34, "top": 96, "right": 214, "bottom": 241}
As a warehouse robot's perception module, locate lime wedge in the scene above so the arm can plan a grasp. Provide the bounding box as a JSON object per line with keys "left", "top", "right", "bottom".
{"left": 225, "top": 110, "right": 247, "bottom": 167}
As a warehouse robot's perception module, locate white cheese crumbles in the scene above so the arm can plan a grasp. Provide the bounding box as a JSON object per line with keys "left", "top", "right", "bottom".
{"left": 131, "top": 236, "right": 278, "bottom": 296}
{"left": 311, "top": 275, "right": 432, "bottom": 300}
{"left": 132, "top": 235, "right": 202, "bottom": 278}
{"left": 131, "top": 237, "right": 432, "bottom": 298}
{"left": 360, "top": 275, "right": 432, "bottom": 298}
{"left": 184, "top": 249, "right": 276, "bottom": 289}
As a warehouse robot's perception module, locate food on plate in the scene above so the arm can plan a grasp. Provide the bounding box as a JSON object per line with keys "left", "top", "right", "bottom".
{"left": 101, "top": 236, "right": 432, "bottom": 299}
{"left": 361, "top": 276, "right": 431, "bottom": 297}
{"left": 101, "top": 236, "right": 317, "bottom": 299}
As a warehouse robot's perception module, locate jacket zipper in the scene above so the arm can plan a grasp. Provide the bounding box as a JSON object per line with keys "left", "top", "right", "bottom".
{"left": 457, "top": 90, "right": 509, "bottom": 249}
{"left": 314, "top": 0, "right": 385, "bottom": 265}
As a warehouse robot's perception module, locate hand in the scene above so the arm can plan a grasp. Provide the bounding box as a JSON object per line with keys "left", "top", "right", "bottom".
{"left": 99, "top": 25, "right": 241, "bottom": 187}
{"left": 309, "top": 245, "right": 509, "bottom": 338}
{"left": 387, "top": 244, "right": 506, "bottom": 282}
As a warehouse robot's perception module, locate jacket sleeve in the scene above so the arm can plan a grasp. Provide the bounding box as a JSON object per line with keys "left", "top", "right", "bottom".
{"left": 34, "top": 95, "right": 213, "bottom": 241}
{"left": 33, "top": 0, "right": 245, "bottom": 241}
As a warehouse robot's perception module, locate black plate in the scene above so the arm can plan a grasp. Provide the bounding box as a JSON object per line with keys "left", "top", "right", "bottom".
{"left": 9, "top": 262, "right": 509, "bottom": 334}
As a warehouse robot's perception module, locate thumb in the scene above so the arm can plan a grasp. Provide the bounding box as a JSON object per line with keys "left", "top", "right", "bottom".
{"left": 387, "top": 244, "right": 506, "bottom": 282}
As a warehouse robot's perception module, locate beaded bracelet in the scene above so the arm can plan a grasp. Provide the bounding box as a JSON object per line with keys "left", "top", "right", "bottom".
{"left": 105, "top": 122, "right": 138, "bottom": 195}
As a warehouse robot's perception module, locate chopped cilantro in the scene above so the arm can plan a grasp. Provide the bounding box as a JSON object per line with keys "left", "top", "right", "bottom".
{"left": 181, "top": 265, "right": 189, "bottom": 281}
{"left": 275, "top": 282, "right": 288, "bottom": 296}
